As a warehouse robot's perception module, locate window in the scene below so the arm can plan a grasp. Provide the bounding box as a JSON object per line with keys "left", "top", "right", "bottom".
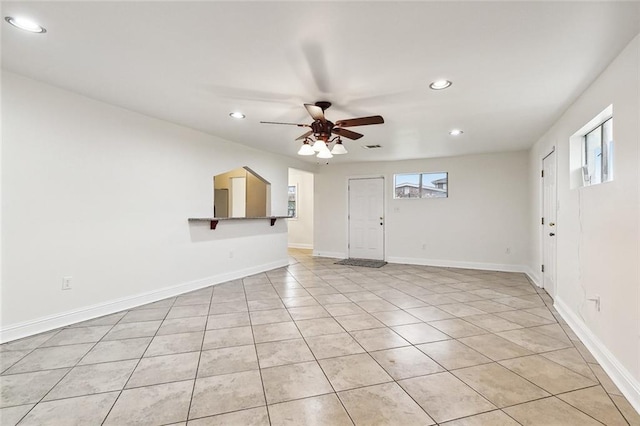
{"left": 583, "top": 118, "right": 613, "bottom": 186}
{"left": 394, "top": 172, "right": 448, "bottom": 199}
{"left": 287, "top": 185, "right": 297, "bottom": 218}
{"left": 569, "top": 105, "right": 613, "bottom": 189}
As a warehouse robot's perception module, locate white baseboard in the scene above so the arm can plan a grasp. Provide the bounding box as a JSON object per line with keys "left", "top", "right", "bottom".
{"left": 555, "top": 297, "right": 640, "bottom": 414}
{"left": 524, "top": 267, "right": 542, "bottom": 287}
{"left": 312, "top": 251, "right": 346, "bottom": 259}
{"left": 288, "top": 243, "right": 313, "bottom": 250}
{"left": 0, "top": 259, "right": 289, "bottom": 343}
{"left": 385, "top": 256, "right": 529, "bottom": 274}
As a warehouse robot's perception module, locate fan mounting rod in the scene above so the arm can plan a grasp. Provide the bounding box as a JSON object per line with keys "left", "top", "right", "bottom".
{"left": 315, "top": 101, "right": 332, "bottom": 111}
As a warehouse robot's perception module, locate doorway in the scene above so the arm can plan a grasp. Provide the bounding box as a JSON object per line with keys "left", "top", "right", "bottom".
{"left": 542, "top": 149, "right": 557, "bottom": 297}
{"left": 287, "top": 169, "right": 314, "bottom": 250}
{"left": 348, "top": 177, "right": 384, "bottom": 260}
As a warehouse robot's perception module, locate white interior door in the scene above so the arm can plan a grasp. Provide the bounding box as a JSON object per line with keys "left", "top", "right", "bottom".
{"left": 349, "top": 178, "right": 384, "bottom": 260}
{"left": 542, "top": 151, "right": 557, "bottom": 297}
{"left": 230, "top": 176, "right": 246, "bottom": 218}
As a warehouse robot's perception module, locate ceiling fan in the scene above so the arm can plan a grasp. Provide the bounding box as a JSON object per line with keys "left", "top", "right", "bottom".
{"left": 260, "top": 101, "right": 384, "bottom": 158}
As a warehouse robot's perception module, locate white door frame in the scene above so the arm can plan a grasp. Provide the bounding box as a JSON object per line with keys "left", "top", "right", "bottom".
{"left": 346, "top": 175, "right": 386, "bottom": 260}
{"left": 287, "top": 168, "right": 315, "bottom": 250}
{"left": 541, "top": 147, "right": 557, "bottom": 298}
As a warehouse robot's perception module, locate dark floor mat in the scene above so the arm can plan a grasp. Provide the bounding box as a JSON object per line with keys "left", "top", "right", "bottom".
{"left": 334, "top": 258, "right": 388, "bottom": 268}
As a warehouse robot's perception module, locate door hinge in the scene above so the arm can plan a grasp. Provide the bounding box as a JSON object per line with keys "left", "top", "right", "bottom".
{"left": 541, "top": 264, "right": 545, "bottom": 273}
{"left": 541, "top": 170, "right": 544, "bottom": 178}
{"left": 541, "top": 217, "right": 544, "bottom": 225}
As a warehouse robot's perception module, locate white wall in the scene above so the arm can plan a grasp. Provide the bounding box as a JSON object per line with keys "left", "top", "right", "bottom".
{"left": 314, "top": 151, "right": 530, "bottom": 272}
{"left": 1, "top": 72, "right": 312, "bottom": 341}
{"left": 287, "top": 168, "right": 314, "bottom": 249}
{"left": 528, "top": 34, "right": 640, "bottom": 410}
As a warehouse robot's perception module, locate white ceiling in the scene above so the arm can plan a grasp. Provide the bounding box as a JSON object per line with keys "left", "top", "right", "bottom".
{"left": 2, "top": 2, "right": 639, "bottom": 163}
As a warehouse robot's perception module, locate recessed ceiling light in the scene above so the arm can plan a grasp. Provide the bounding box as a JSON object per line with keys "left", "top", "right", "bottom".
{"left": 5, "top": 16, "right": 46, "bottom": 33}
{"left": 229, "top": 112, "right": 245, "bottom": 119}
{"left": 430, "top": 79, "right": 452, "bottom": 90}
{"left": 449, "top": 129, "right": 464, "bottom": 136}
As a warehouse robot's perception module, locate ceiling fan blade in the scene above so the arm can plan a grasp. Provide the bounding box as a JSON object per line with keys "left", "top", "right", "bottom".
{"left": 333, "top": 128, "right": 364, "bottom": 140}
{"left": 304, "top": 104, "right": 326, "bottom": 122}
{"left": 260, "top": 121, "right": 309, "bottom": 127}
{"left": 301, "top": 41, "right": 331, "bottom": 93}
{"left": 295, "top": 131, "right": 313, "bottom": 140}
{"left": 335, "top": 115, "right": 385, "bottom": 127}
{"left": 207, "top": 85, "right": 295, "bottom": 103}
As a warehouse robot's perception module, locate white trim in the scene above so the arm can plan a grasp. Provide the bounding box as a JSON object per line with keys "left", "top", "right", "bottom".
{"left": 540, "top": 147, "right": 558, "bottom": 298}
{"left": 525, "top": 267, "right": 542, "bottom": 287}
{"left": 287, "top": 183, "right": 298, "bottom": 220}
{"left": 347, "top": 176, "right": 386, "bottom": 261}
{"left": 385, "top": 256, "right": 529, "bottom": 274}
{"left": 345, "top": 174, "right": 385, "bottom": 260}
{"left": 0, "top": 259, "right": 289, "bottom": 343}
{"left": 555, "top": 297, "right": 640, "bottom": 414}
{"left": 569, "top": 105, "right": 614, "bottom": 190}
{"left": 312, "top": 251, "right": 346, "bottom": 259}
{"left": 288, "top": 243, "right": 313, "bottom": 249}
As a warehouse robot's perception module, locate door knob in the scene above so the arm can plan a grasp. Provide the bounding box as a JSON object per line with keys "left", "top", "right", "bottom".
{"left": 549, "top": 232, "right": 555, "bottom": 236}
{"left": 549, "top": 222, "right": 555, "bottom": 227}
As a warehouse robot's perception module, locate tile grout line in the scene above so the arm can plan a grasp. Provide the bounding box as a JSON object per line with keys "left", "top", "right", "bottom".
{"left": 100, "top": 296, "right": 179, "bottom": 425}
{"left": 553, "top": 384, "right": 632, "bottom": 426}
{"left": 245, "top": 276, "right": 273, "bottom": 426}
{"left": 291, "top": 258, "right": 615, "bottom": 424}
{"left": 183, "top": 285, "right": 217, "bottom": 423}
{"left": 276, "top": 265, "right": 491, "bottom": 424}
{"left": 271, "top": 266, "right": 358, "bottom": 426}
{"left": 8, "top": 316, "right": 126, "bottom": 425}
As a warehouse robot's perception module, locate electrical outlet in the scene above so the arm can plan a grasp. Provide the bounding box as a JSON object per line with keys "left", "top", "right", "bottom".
{"left": 62, "top": 276, "right": 72, "bottom": 290}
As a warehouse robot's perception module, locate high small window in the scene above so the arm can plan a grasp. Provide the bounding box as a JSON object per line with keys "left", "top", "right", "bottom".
{"left": 394, "top": 172, "right": 448, "bottom": 199}
{"left": 583, "top": 118, "right": 613, "bottom": 186}
{"left": 569, "top": 105, "right": 613, "bottom": 189}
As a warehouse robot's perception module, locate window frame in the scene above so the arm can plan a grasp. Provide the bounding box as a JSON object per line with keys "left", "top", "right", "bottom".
{"left": 582, "top": 117, "right": 613, "bottom": 186}
{"left": 287, "top": 184, "right": 298, "bottom": 219}
{"left": 393, "top": 172, "right": 449, "bottom": 199}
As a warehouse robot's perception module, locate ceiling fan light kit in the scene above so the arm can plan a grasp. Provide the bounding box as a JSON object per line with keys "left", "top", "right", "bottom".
{"left": 331, "top": 140, "right": 348, "bottom": 155}
{"left": 260, "top": 101, "right": 384, "bottom": 160}
{"left": 317, "top": 148, "right": 333, "bottom": 159}
{"left": 297, "top": 140, "right": 316, "bottom": 156}
{"left": 312, "top": 139, "right": 327, "bottom": 152}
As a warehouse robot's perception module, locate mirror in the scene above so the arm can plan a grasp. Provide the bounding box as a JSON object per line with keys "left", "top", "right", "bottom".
{"left": 213, "top": 166, "right": 271, "bottom": 218}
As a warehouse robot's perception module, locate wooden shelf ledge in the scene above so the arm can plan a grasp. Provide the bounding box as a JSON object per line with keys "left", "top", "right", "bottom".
{"left": 188, "top": 216, "right": 292, "bottom": 230}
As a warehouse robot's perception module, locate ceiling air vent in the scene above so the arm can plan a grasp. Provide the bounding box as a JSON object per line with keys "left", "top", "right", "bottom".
{"left": 363, "top": 144, "right": 382, "bottom": 149}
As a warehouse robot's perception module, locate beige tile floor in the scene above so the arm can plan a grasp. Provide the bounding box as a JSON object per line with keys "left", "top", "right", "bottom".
{"left": 1, "top": 248, "right": 639, "bottom": 425}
